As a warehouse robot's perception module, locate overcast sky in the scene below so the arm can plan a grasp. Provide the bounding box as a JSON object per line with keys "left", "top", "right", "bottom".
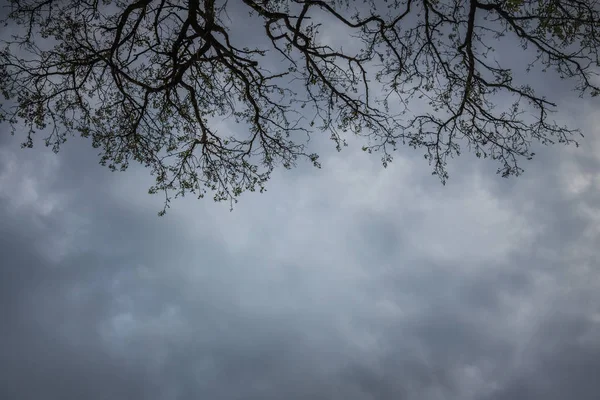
{"left": 2, "top": 2, "right": 600, "bottom": 400}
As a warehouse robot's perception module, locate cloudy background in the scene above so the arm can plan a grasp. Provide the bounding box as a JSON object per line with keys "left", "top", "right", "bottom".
{"left": 2, "top": 3, "right": 600, "bottom": 400}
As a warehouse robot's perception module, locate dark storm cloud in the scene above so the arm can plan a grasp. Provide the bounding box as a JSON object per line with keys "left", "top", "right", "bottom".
{"left": 0, "top": 199, "right": 154, "bottom": 399}
{"left": 486, "top": 315, "right": 600, "bottom": 400}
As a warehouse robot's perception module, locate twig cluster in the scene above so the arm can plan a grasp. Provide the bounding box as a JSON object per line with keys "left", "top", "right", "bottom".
{"left": 1, "top": 0, "right": 598, "bottom": 213}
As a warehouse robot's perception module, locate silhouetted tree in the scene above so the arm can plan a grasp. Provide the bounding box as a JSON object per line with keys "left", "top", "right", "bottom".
{"left": 1, "top": 0, "right": 598, "bottom": 213}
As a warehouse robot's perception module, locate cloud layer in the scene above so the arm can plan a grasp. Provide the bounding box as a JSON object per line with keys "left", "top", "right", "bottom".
{"left": 2, "top": 4, "right": 600, "bottom": 398}
{"left": 2, "top": 100, "right": 600, "bottom": 399}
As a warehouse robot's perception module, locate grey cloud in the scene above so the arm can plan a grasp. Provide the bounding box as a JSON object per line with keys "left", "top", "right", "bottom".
{"left": 3, "top": 123, "right": 600, "bottom": 399}
{"left": 487, "top": 317, "right": 600, "bottom": 400}
{"left": 0, "top": 208, "right": 153, "bottom": 399}
{"left": 2, "top": 6, "right": 600, "bottom": 400}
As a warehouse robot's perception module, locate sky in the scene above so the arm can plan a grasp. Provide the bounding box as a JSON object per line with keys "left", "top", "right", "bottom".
{"left": 2, "top": 2, "right": 600, "bottom": 400}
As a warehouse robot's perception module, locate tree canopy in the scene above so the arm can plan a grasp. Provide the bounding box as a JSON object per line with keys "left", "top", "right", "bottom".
{"left": 1, "top": 0, "right": 599, "bottom": 213}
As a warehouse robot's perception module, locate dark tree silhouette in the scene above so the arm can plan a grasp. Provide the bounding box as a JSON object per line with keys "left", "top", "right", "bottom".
{"left": 1, "top": 0, "right": 599, "bottom": 213}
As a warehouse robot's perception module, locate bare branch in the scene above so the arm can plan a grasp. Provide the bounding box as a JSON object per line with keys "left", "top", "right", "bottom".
{"left": 1, "top": 0, "right": 597, "bottom": 213}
